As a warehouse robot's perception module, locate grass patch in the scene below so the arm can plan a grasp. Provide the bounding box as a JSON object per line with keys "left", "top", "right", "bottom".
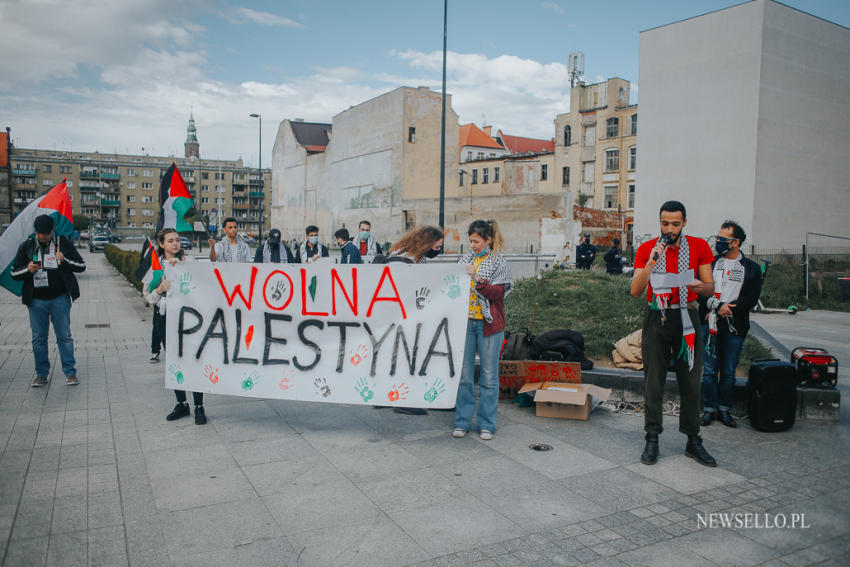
{"left": 761, "top": 255, "right": 850, "bottom": 312}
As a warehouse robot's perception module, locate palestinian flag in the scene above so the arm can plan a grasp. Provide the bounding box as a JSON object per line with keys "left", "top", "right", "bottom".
{"left": 140, "top": 240, "right": 164, "bottom": 293}
{"left": 0, "top": 180, "right": 74, "bottom": 296}
{"left": 134, "top": 163, "right": 192, "bottom": 280}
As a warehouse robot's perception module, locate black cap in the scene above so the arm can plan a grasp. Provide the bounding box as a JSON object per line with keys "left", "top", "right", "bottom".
{"left": 34, "top": 215, "right": 54, "bottom": 234}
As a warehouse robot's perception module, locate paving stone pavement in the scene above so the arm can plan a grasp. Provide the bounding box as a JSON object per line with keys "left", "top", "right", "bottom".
{"left": 1, "top": 249, "right": 848, "bottom": 567}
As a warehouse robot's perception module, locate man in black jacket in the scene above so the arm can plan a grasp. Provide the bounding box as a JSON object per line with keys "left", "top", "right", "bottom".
{"left": 697, "top": 220, "right": 763, "bottom": 428}
{"left": 11, "top": 215, "right": 86, "bottom": 387}
{"left": 576, "top": 233, "right": 596, "bottom": 269}
{"left": 604, "top": 238, "right": 623, "bottom": 274}
{"left": 254, "top": 228, "right": 294, "bottom": 263}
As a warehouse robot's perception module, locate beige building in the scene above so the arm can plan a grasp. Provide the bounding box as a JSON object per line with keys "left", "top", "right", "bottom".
{"left": 555, "top": 78, "right": 637, "bottom": 241}
{"left": 7, "top": 116, "right": 272, "bottom": 234}
{"left": 271, "top": 86, "right": 577, "bottom": 255}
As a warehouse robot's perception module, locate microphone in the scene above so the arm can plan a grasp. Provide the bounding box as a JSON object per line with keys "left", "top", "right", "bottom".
{"left": 651, "top": 233, "right": 674, "bottom": 262}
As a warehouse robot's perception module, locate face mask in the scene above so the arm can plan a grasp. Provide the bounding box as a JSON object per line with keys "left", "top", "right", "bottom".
{"left": 426, "top": 249, "right": 440, "bottom": 258}
{"left": 359, "top": 231, "right": 370, "bottom": 241}
{"left": 474, "top": 247, "right": 489, "bottom": 258}
{"left": 714, "top": 236, "right": 731, "bottom": 256}
{"left": 308, "top": 236, "right": 318, "bottom": 245}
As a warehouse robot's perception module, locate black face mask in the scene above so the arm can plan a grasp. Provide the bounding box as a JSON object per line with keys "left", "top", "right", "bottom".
{"left": 426, "top": 249, "right": 441, "bottom": 258}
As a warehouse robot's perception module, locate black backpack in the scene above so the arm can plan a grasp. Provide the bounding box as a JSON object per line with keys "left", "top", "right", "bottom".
{"left": 501, "top": 329, "right": 537, "bottom": 360}
{"left": 533, "top": 329, "right": 594, "bottom": 370}
{"left": 372, "top": 254, "right": 413, "bottom": 264}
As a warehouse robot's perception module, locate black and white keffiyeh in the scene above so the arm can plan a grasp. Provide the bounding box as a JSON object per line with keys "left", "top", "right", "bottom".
{"left": 261, "top": 242, "right": 288, "bottom": 263}
{"left": 459, "top": 250, "right": 513, "bottom": 324}
{"left": 705, "top": 255, "right": 744, "bottom": 352}
{"left": 649, "top": 236, "right": 697, "bottom": 370}
{"left": 360, "top": 234, "right": 379, "bottom": 256}
{"left": 217, "top": 238, "right": 251, "bottom": 263}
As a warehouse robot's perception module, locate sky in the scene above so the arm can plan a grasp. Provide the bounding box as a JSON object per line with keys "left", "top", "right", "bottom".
{"left": 2, "top": 0, "right": 848, "bottom": 168}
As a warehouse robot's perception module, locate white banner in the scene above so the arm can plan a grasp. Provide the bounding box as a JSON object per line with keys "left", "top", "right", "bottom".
{"left": 164, "top": 262, "right": 470, "bottom": 409}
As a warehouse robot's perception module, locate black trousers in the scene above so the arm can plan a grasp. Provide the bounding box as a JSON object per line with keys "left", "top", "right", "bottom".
{"left": 151, "top": 317, "right": 161, "bottom": 354}
{"left": 641, "top": 306, "right": 703, "bottom": 436}
{"left": 154, "top": 306, "right": 203, "bottom": 406}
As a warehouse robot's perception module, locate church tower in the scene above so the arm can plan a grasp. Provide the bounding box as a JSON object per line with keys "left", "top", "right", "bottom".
{"left": 184, "top": 113, "right": 199, "bottom": 158}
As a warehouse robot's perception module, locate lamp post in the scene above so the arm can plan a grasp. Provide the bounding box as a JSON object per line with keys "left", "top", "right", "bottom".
{"left": 249, "top": 113, "right": 263, "bottom": 242}
{"left": 438, "top": 0, "right": 447, "bottom": 251}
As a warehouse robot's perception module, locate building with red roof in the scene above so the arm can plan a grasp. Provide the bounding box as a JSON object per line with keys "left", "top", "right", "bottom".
{"left": 496, "top": 130, "right": 555, "bottom": 155}
{"left": 459, "top": 123, "right": 507, "bottom": 163}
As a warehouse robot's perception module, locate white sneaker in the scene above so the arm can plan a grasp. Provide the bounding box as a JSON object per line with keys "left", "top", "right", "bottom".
{"left": 149, "top": 352, "right": 160, "bottom": 363}
{"left": 452, "top": 428, "right": 466, "bottom": 438}
{"left": 479, "top": 430, "right": 494, "bottom": 441}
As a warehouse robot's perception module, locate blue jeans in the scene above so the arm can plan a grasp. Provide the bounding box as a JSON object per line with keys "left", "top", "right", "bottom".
{"left": 29, "top": 294, "right": 77, "bottom": 378}
{"left": 454, "top": 319, "right": 503, "bottom": 433}
{"left": 701, "top": 322, "right": 745, "bottom": 412}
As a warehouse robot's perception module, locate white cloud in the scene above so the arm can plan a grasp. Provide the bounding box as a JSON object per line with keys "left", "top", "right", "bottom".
{"left": 541, "top": 1, "right": 564, "bottom": 15}
{"left": 232, "top": 7, "right": 305, "bottom": 28}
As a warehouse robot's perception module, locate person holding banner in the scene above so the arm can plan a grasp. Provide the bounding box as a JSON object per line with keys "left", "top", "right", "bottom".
{"left": 386, "top": 225, "right": 444, "bottom": 263}
{"left": 334, "top": 228, "right": 362, "bottom": 264}
{"left": 453, "top": 220, "right": 512, "bottom": 440}
{"left": 253, "top": 228, "right": 294, "bottom": 263}
{"left": 296, "top": 225, "right": 329, "bottom": 263}
{"left": 145, "top": 228, "right": 207, "bottom": 425}
{"left": 357, "top": 220, "right": 382, "bottom": 257}
{"left": 12, "top": 215, "right": 86, "bottom": 387}
{"left": 208, "top": 217, "right": 251, "bottom": 263}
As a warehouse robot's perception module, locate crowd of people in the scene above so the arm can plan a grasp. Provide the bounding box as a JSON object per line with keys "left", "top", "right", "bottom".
{"left": 13, "top": 201, "right": 761, "bottom": 466}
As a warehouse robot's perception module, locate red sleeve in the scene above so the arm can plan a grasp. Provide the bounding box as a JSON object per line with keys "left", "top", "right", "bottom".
{"left": 475, "top": 281, "right": 505, "bottom": 301}
{"left": 634, "top": 241, "right": 652, "bottom": 270}
{"left": 694, "top": 238, "right": 714, "bottom": 267}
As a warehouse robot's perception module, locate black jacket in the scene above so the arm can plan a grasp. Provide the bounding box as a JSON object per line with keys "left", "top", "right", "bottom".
{"left": 339, "top": 241, "right": 362, "bottom": 264}
{"left": 11, "top": 236, "right": 86, "bottom": 306}
{"left": 253, "top": 242, "right": 295, "bottom": 263}
{"left": 697, "top": 252, "right": 762, "bottom": 336}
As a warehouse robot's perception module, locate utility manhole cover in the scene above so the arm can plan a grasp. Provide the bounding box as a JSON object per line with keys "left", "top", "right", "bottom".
{"left": 529, "top": 443, "right": 553, "bottom": 452}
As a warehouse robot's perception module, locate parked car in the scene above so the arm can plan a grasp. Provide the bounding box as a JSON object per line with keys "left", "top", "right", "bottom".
{"left": 179, "top": 236, "right": 193, "bottom": 250}
{"left": 89, "top": 235, "right": 109, "bottom": 252}
{"left": 238, "top": 233, "right": 257, "bottom": 246}
{"left": 80, "top": 230, "right": 89, "bottom": 240}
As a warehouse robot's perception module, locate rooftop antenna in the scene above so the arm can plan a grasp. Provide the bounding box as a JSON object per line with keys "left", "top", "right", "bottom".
{"left": 568, "top": 52, "right": 584, "bottom": 88}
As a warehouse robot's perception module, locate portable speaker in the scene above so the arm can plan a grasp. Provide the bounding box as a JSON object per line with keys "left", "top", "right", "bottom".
{"left": 748, "top": 359, "right": 797, "bottom": 432}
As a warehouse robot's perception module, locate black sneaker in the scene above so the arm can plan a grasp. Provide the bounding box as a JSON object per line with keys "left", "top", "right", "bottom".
{"left": 685, "top": 435, "right": 717, "bottom": 467}
{"left": 166, "top": 402, "right": 190, "bottom": 421}
{"left": 194, "top": 406, "right": 207, "bottom": 425}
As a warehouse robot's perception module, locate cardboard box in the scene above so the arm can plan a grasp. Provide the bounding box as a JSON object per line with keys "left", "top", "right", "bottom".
{"left": 499, "top": 360, "right": 581, "bottom": 392}
{"left": 518, "top": 381, "right": 612, "bottom": 420}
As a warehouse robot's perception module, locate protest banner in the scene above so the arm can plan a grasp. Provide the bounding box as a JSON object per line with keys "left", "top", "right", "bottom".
{"left": 164, "top": 262, "right": 470, "bottom": 409}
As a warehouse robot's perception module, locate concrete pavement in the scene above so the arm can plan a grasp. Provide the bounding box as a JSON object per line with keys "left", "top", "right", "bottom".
{"left": 1, "top": 249, "right": 848, "bottom": 566}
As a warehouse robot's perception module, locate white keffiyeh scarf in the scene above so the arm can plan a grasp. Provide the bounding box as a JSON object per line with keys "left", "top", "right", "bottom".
{"left": 262, "top": 242, "right": 288, "bottom": 263}
{"left": 705, "top": 255, "right": 745, "bottom": 353}
{"left": 649, "top": 236, "right": 697, "bottom": 370}
{"left": 219, "top": 238, "right": 250, "bottom": 263}
{"left": 360, "top": 234, "right": 379, "bottom": 256}
{"left": 459, "top": 250, "right": 513, "bottom": 324}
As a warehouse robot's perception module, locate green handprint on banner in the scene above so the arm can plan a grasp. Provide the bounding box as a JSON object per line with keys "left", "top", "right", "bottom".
{"left": 179, "top": 272, "right": 196, "bottom": 295}
{"left": 424, "top": 378, "right": 447, "bottom": 403}
{"left": 168, "top": 363, "right": 184, "bottom": 385}
{"left": 441, "top": 274, "right": 462, "bottom": 299}
{"left": 241, "top": 369, "right": 261, "bottom": 391}
{"left": 354, "top": 377, "right": 374, "bottom": 403}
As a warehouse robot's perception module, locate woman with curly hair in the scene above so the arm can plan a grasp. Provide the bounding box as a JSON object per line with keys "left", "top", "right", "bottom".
{"left": 386, "top": 225, "right": 444, "bottom": 263}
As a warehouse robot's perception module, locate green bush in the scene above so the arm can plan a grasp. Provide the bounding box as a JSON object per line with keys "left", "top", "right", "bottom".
{"left": 104, "top": 244, "right": 142, "bottom": 291}
{"left": 761, "top": 255, "right": 850, "bottom": 312}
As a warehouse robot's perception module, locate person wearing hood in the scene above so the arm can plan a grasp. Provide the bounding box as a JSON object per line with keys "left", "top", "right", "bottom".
{"left": 295, "top": 225, "right": 329, "bottom": 263}
{"left": 11, "top": 214, "right": 86, "bottom": 388}
{"left": 604, "top": 238, "right": 624, "bottom": 274}
{"left": 576, "top": 233, "right": 596, "bottom": 269}
{"left": 254, "top": 228, "right": 294, "bottom": 263}
{"left": 335, "top": 228, "right": 362, "bottom": 264}
{"left": 356, "top": 220, "right": 382, "bottom": 258}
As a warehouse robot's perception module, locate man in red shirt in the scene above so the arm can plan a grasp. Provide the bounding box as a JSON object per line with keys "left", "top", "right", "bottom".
{"left": 631, "top": 201, "right": 716, "bottom": 467}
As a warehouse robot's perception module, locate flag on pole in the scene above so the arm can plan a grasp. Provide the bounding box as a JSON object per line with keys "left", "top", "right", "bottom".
{"left": 140, "top": 239, "right": 164, "bottom": 293}
{"left": 0, "top": 180, "right": 74, "bottom": 296}
{"left": 135, "top": 163, "right": 193, "bottom": 280}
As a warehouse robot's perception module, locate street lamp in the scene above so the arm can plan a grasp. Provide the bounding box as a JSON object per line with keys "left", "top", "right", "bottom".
{"left": 249, "top": 113, "right": 263, "bottom": 242}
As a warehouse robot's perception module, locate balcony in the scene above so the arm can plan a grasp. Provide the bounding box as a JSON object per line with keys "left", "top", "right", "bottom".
{"left": 249, "top": 178, "right": 264, "bottom": 187}
{"left": 80, "top": 186, "right": 98, "bottom": 193}
{"left": 14, "top": 183, "right": 35, "bottom": 190}
{"left": 101, "top": 173, "right": 120, "bottom": 180}
{"left": 13, "top": 197, "right": 35, "bottom": 204}
{"left": 12, "top": 169, "right": 36, "bottom": 176}
{"left": 101, "top": 199, "right": 120, "bottom": 206}
{"left": 80, "top": 171, "right": 99, "bottom": 179}
{"left": 249, "top": 192, "right": 265, "bottom": 198}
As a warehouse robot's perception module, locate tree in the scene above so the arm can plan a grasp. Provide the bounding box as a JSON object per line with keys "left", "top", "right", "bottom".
{"left": 73, "top": 215, "right": 90, "bottom": 230}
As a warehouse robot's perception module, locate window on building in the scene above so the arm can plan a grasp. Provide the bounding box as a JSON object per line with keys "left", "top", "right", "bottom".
{"left": 628, "top": 184, "right": 636, "bottom": 209}
{"left": 408, "top": 127, "right": 416, "bottom": 143}
{"left": 128, "top": 222, "right": 136, "bottom": 228}
{"left": 216, "top": 197, "right": 225, "bottom": 204}
{"left": 42, "top": 179, "right": 52, "bottom": 186}
{"left": 629, "top": 146, "right": 636, "bottom": 170}
{"left": 541, "top": 164, "right": 548, "bottom": 181}
{"left": 494, "top": 167, "right": 500, "bottom": 182}
{"left": 459, "top": 172, "right": 464, "bottom": 187}
{"left": 562, "top": 166, "right": 570, "bottom": 186}
{"left": 102, "top": 166, "right": 117, "bottom": 174}
{"left": 483, "top": 168, "right": 489, "bottom": 184}
{"left": 126, "top": 195, "right": 136, "bottom": 202}
{"left": 201, "top": 197, "right": 209, "bottom": 204}
{"left": 126, "top": 168, "right": 136, "bottom": 176}
{"left": 127, "top": 208, "right": 135, "bottom": 216}
{"left": 472, "top": 169, "right": 478, "bottom": 184}
{"left": 42, "top": 165, "right": 52, "bottom": 173}
{"left": 141, "top": 195, "right": 152, "bottom": 203}
{"left": 489, "top": 153, "right": 496, "bottom": 158}
{"left": 59, "top": 165, "right": 72, "bottom": 174}
{"left": 606, "top": 117, "right": 619, "bottom": 139}
{"left": 142, "top": 209, "right": 153, "bottom": 217}
{"left": 215, "top": 172, "right": 224, "bottom": 180}
{"left": 141, "top": 182, "right": 152, "bottom": 189}
{"left": 127, "top": 182, "right": 136, "bottom": 189}
{"left": 201, "top": 185, "right": 209, "bottom": 192}
{"left": 466, "top": 151, "right": 472, "bottom": 161}
{"left": 202, "top": 172, "right": 209, "bottom": 179}
{"left": 141, "top": 169, "right": 153, "bottom": 177}
{"left": 477, "top": 152, "right": 484, "bottom": 160}
{"left": 564, "top": 125, "right": 572, "bottom": 146}
{"left": 604, "top": 148, "right": 619, "bottom": 172}
{"left": 631, "top": 114, "right": 638, "bottom": 136}
{"left": 142, "top": 222, "right": 153, "bottom": 228}
{"left": 603, "top": 185, "right": 618, "bottom": 209}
